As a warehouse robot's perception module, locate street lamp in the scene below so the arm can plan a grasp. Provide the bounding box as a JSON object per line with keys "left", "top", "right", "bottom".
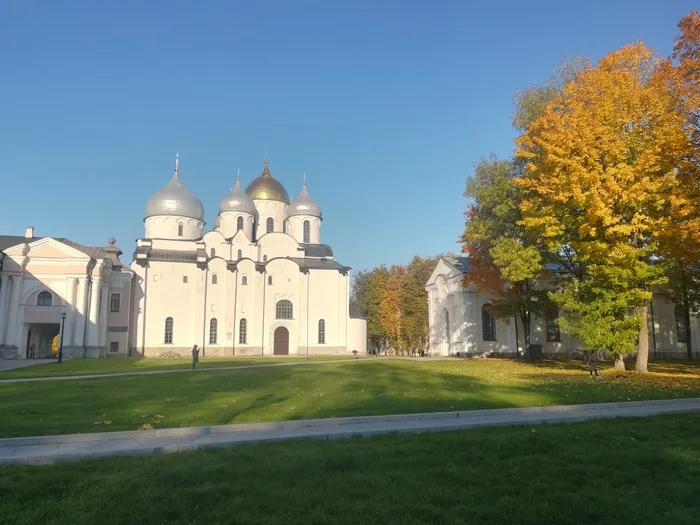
{"left": 58, "top": 312, "right": 66, "bottom": 364}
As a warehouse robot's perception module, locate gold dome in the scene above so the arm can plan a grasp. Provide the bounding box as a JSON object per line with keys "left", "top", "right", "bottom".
{"left": 245, "top": 161, "right": 290, "bottom": 203}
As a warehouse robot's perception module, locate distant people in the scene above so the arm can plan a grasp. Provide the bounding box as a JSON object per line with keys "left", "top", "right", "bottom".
{"left": 192, "top": 344, "right": 199, "bottom": 369}
{"left": 29, "top": 343, "right": 36, "bottom": 359}
{"left": 352, "top": 349, "right": 358, "bottom": 359}
{"left": 588, "top": 351, "right": 599, "bottom": 378}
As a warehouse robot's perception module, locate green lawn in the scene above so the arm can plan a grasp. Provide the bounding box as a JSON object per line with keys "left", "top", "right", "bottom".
{"left": 0, "top": 359, "right": 698, "bottom": 438}
{"left": 0, "top": 355, "right": 353, "bottom": 379}
{"left": 1, "top": 413, "right": 699, "bottom": 525}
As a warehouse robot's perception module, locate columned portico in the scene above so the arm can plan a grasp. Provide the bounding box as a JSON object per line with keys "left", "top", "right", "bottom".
{"left": 98, "top": 283, "right": 109, "bottom": 347}
{"left": 4, "top": 276, "right": 22, "bottom": 348}
{"left": 86, "top": 278, "right": 101, "bottom": 347}
{"left": 63, "top": 278, "right": 77, "bottom": 347}
{"left": 74, "top": 277, "right": 88, "bottom": 346}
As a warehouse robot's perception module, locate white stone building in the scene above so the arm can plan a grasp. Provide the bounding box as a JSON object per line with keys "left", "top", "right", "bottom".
{"left": 0, "top": 156, "right": 366, "bottom": 359}
{"left": 426, "top": 255, "right": 700, "bottom": 359}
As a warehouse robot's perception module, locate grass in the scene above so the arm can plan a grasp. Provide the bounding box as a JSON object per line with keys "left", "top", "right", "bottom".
{"left": 0, "top": 359, "right": 698, "bottom": 438}
{"left": 0, "top": 355, "right": 352, "bottom": 379}
{"left": 1, "top": 413, "right": 699, "bottom": 524}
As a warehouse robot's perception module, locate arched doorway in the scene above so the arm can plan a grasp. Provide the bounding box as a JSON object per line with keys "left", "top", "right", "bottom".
{"left": 273, "top": 326, "right": 289, "bottom": 355}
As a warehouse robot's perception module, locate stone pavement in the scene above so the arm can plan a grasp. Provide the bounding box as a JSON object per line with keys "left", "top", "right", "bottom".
{"left": 0, "top": 358, "right": 55, "bottom": 371}
{"left": 1, "top": 397, "right": 698, "bottom": 465}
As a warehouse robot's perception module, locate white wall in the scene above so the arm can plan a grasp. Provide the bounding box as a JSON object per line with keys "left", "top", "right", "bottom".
{"left": 145, "top": 215, "right": 203, "bottom": 240}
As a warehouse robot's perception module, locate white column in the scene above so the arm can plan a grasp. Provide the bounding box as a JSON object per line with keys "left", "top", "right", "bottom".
{"left": 0, "top": 274, "right": 10, "bottom": 344}
{"left": 74, "top": 278, "right": 88, "bottom": 347}
{"left": 4, "top": 277, "right": 22, "bottom": 347}
{"left": 98, "top": 284, "right": 109, "bottom": 347}
{"left": 63, "top": 278, "right": 77, "bottom": 347}
{"left": 86, "top": 277, "right": 101, "bottom": 346}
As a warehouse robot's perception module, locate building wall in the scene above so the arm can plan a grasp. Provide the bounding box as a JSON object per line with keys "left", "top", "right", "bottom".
{"left": 145, "top": 215, "right": 204, "bottom": 240}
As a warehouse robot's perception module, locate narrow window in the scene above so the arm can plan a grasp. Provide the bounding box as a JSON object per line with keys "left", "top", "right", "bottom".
{"left": 263, "top": 255, "right": 267, "bottom": 262}
{"left": 482, "top": 304, "right": 496, "bottom": 341}
{"left": 546, "top": 308, "right": 561, "bottom": 342}
{"left": 110, "top": 293, "right": 121, "bottom": 313}
{"left": 212, "top": 274, "right": 218, "bottom": 285}
{"left": 276, "top": 300, "right": 293, "bottom": 320}
{"left": 237, "top": 216, "right": 244, "bottom": 231}
{"left": 266, "top": 217, "right": 274, "bottom": 233}
{"left": 109, "top": 342, "right": 119, "bottom": 353}
{"left": 283, "top": 221, "right": 287, "bottom": 234}
{"left": 268, "top": 276, "right": 273, "bottom": 285}
{"left": 177, "top": 224, "right": 184, "bottom": 237}
{"left": 164, "top": 317, "right": 174, "bottom": 344}
{"left": 242, "top": 276, "right": 248, "bottom": 286}
{"left": 303, "top": 220, "right": 310, "bottom": 243}
{"left": 37, "top": 291, "right": 52, "bottom": 306}
{"left": 210, "top": 248, "right": 216, "bottom": 258}
{"left": 444, "top": 309, "right": 450, "bottom": 351}
{"left": 183, "top": 275, "right": 188, "bottom": 284}
{"left": 675, "top": 305, "right": 689, "bottom": 343}
{"left": 239, "top": 318, "right": 247, "bottom": 344}
{"left": 209, "top": 318, "right": 218, "bottom": 344}
{"left": 237, "top": 249, "right": 242, "bottom": 260}
{"left": 318, "top": 319, "right": 326, "bottom": 344}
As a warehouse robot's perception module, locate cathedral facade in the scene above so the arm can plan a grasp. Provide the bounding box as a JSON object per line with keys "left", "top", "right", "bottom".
{"left": 0, "top": 157, "right": 366, "bottom": 359}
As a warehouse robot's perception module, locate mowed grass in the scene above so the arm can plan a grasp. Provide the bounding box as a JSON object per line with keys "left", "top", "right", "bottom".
{"left": 0, "top": 355, "right": 352, "bottom": 379}
{"left": 0, "top": 359, "right": 699, "bottom": 438}
{"left": 1, "top": 413, "right": 699, "bottom": 525}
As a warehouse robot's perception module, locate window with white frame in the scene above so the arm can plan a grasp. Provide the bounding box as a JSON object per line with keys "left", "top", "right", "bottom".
{"left": 110, "top": 293, "right": 121, "bottom": 313}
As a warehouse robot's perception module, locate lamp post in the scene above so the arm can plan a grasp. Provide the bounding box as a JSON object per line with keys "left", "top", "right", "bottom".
{"left": 58, "top": 312, "right": 66, "bottom": 364}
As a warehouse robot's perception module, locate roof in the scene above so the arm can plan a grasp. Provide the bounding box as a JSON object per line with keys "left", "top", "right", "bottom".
{"left": 287, "top": 181, "right": 322, "bottom": 218}
{"left": 288, "top": 257, "right": 350, "bottom": 272}
{"left": 141, "top": 249, "right": 198, "bottom": 263}
{"left": 245, "top": 161, "right": 290, "bottom": 203}
{"left": 300, "top": 243, "right": 334, "bottom": 258}
{"left": 445, "top": 255, "right": 471, "bottom": 273}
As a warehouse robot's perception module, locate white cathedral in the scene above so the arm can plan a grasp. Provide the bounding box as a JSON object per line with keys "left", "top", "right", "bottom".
{"left": 0, "top": 156, "right": 367, "bottom": 359}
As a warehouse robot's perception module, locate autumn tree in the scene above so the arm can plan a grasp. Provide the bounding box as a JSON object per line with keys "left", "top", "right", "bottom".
{"left": 351, "top": 266, "right": 390, "bottom": 352}
{"left": 402, "top": 256, "right": 440, "bottom": 355}
{"left": 461, "top": 156, "right": 550, "bottom": 358}
{"left": 516, "top": 42, "right": 688, "bottom": 371}
{"left": 379, "top": 265, "right": 407, "bottom": 354}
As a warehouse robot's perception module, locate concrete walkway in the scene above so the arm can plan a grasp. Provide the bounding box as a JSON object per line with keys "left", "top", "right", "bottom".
{"left": 1, "top": 397, "right": 698, "bottom": 465}
{"left": 0, "top": 357, "right": 390, "bottom": 384}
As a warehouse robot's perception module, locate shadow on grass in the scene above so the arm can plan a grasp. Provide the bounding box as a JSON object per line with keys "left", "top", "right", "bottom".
{"left": 1, "top": 414, "right": 699, "bottom": 525}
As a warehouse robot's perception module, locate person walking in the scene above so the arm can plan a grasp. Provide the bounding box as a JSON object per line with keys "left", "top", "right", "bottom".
{"left": 588, "top": 350, "right": 599, "bottom": 378}
{"left": 192, "top": 344, "right": 199, "bottom": 369}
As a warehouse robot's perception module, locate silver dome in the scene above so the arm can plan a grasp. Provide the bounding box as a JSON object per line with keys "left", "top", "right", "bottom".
{"left": 219, "top": 174, "right": 257, "bottom": 215}
{"left": 145, "top": 157, "right": 204, "bottom": 221}
{"left": 287, "top": 176, "right": 322, "bottom": 218}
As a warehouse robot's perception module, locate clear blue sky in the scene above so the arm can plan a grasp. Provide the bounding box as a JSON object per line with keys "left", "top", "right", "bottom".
{"left": 1, "top": 1, "right": 695, "bottom": 273}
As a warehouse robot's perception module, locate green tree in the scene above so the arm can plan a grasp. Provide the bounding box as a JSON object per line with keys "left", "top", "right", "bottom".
{"left": 351, "top": 266, "right": 390, "bottom": 353}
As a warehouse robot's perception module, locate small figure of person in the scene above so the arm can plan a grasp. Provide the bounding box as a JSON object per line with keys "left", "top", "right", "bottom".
{"left": 192, "top": 344, "right": 199, "bottom": 369}
{"left": 29, "top": 342, "right": 36, "bottom": 359}
{"left": 588, "top": 350, "right": 599, "bottom": 378}
{"left": 352, "top": 349, "right": 359, "bottom": 359}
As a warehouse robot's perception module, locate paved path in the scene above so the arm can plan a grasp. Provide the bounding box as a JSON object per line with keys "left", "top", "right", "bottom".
{"left": 0, "top": 357, "right": 391, "bottom": 383}
{"left": 0, "top": 358, "right": 54, "bottom": 371}
{"left": 1, "top": 398, "right": 698, "bottom": 465}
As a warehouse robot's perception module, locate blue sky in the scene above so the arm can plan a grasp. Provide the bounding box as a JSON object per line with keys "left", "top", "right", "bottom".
{"left": 0, "top": 1, "right": 695, "bottom": 273}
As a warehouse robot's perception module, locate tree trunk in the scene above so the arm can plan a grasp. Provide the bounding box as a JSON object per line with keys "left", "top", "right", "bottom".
{"left": 635, "top": 303, "right": 649, "bottom": 372}
{"left": 521, "top": 311, "right": 532, "bottom": 360}
{"left": 685, "top": 303, "right": 693, "bottom": 361}
{"left": 614, "top": 354, "right": 626, "bottom": 370}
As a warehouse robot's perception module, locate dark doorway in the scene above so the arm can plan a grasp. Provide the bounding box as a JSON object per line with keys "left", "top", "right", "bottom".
{"left": 273, "top": 327, "right": 289, "bottom": 355}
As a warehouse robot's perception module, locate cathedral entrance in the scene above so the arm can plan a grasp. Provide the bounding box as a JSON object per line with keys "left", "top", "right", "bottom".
{"left": 273, "top": 326, "right": 289, "bottom": 355}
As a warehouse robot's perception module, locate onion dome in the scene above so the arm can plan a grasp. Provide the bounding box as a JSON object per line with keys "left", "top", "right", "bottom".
{"left": 245, "top": 160, "right": 290, "bottom": 203}
{"left": 145, "top": 155, "right": 204, "bottom": 221}
{"left": 219, "top": 170, "right": 256, "bottom": 214}
{"left": 287, "top": 175, "right": 322, "bottom": 218}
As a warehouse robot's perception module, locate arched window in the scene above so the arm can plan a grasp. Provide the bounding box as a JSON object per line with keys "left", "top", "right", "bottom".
{"left": 239, "top": 318, "right": 247, "bottom": 344}
{"left": 237, "top": 249, "right": 242, "bottom": 260}
{"left": 675, "top": 304, "right": 689, "bottom": 343}
{"left": 318, "top": 319, "right": 326, "bottom": 344}
{"left": 266, "top": 217, "right": 274, "bottom": 233}
{"left": 212, "top": 274, "right": 218, "bottom": 285}
{"left": 283, "top": 221, "right": 287, "bottom": 234}
{"left": 237, "top": 216, "right": 244, "bottom": 231}
{"left": 303, "top": 220, "right": 310, "bottom": 243}
{"left": 164, "top": 317, "right": 174, "bottom": 344}
{"left": 242, "top": 276, "right": 248, "bottom": 286}
{"left": 177, "top": 224, "right": 184, "bottom": 237}
{"left": 263, "top": 255, "right": 267, "bottom": 262}
{"left": 37, "top": 291, "right": 52, "bottom": 307}
{"left": 209, "top": 318, "right": 218, "bottom": 344}
{"left": 444, "top": 309, "right": 450, "bottom": 351}
{"left": 276, "top": 300, "right": 293, "bottom": 320}
{"left": 482, "top": 304, "right": 496, "bottom": 341}
{"left": 210, "top": 248, "right": 216, "bottom": 258}
{"left": 546, "top": 308, "right": 561, "bottom": 342}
